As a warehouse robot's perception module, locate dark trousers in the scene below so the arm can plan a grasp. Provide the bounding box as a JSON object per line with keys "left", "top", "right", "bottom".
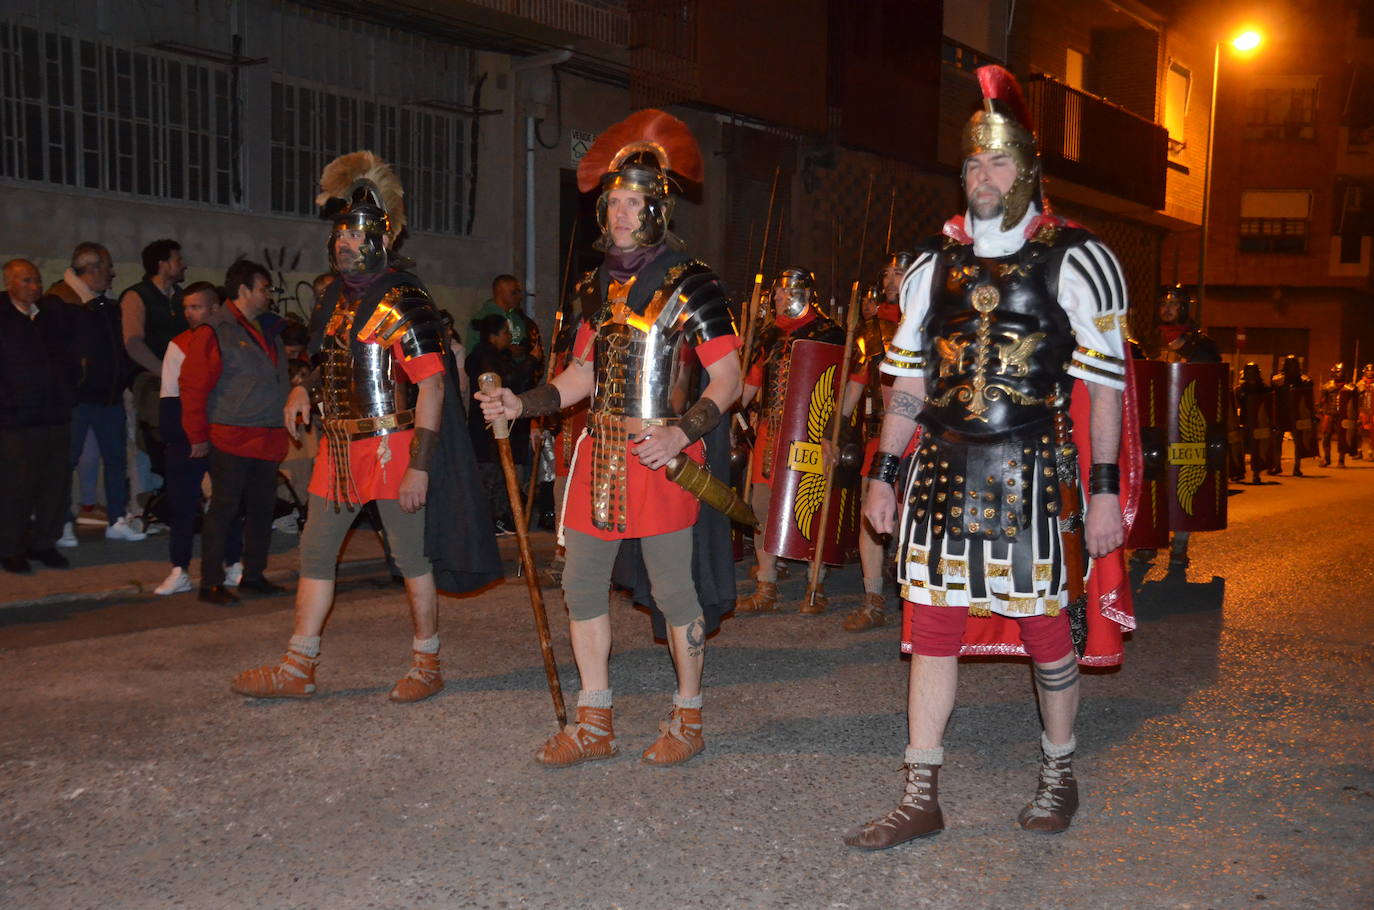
{"left": 68, "top": 401, "right": 128, "bottom": 523}
{"left": 0, "top": 423, "right": 71, "bottom": 556}
{"left": 160, "top": 399, "right": 241, "bottom": 570}
{"left": 201, "top": 446, "right": 276, "bottom": 587}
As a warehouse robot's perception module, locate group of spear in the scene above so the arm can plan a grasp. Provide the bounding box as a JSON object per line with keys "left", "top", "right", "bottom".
{"left": 478, "top": 170, "right": 902, "bottom": 730}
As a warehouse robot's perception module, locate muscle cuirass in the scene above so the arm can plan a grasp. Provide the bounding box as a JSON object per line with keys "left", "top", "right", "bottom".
{"left": 921, "top": 241, "right": 1075, "bottom": 441}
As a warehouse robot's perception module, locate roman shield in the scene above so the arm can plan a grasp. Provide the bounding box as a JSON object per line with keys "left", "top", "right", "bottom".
{"left": 1165, "top": 362, "right": 1230, "bottom": 532}
{"left": 1126, "top": 359, "right": 1170, "bottom": 549}
{"left": 761, "top": 339, "right": 861, "bottom": 565}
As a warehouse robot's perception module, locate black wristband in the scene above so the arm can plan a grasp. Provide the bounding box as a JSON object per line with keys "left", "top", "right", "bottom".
{"left": 676, "top": 397, "right": 721, "bottom": 444}
{"left": 516, "top": 383, "right": 562, "bottom": 418}
{"left": 1089, "top": 462, "right": 1120, "bottom": 495}
{"left": 867, "top": 451, "right": 901, "bottom": 485}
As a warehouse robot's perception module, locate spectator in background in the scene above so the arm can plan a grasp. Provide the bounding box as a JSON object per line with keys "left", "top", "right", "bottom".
{"left": 154, "top": 282, "right": 244, "bottom": 596}
{"left": 179, "top": 260, "right": 290, "bottom": 605}
{"left": 440, "top": 310, "right": 469, "bottom": 412}
{"left": 44, "top": 242, "right": 146, "bottom": 544}
{"left": 121, "top": 239, "right": 190, "bottom": 515}
{"left": 281, "top": 319, "right": 309, "bottom": 363}
{"left": 466, "top": 274, "right": 543, "bottom": 367}
{"left": 466, "top": 312, "right": 536, "bottom": 535}
{"left": 0, "top": 260, "right": 76, "bottom": 573}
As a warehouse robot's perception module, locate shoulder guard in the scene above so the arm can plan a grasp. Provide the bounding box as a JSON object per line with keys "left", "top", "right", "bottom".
{"left": 663, "top": 260, "right": 736, "bottom": 345}
{"left": 356, "top": 283, "right": 445, "bottom": 360}
{"left": 575, "top": 270, "right": 601, "bottom": 322}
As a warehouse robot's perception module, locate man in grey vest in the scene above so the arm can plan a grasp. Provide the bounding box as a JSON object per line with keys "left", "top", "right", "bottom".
{"left": 179, "top": 259, "right": 290, "bottom": 605}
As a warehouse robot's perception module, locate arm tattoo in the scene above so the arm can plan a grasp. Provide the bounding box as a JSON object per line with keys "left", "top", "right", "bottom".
{"left": 889, "top": 390, "right": 923, "bottom": 420}
{"left": 686, "top": 618, "right": 705, "bottom": 657}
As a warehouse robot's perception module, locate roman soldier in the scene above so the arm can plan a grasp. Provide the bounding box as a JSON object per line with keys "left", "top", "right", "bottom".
{"left": 1270, "top": 354, "right": 1316, "bottom": 477}
{"left": 1234, "top": 362, "right": 1277, "bottom": 484}
{"left": 1358, "top": 364, "right": 1374, "bottom": 460}
{"left": 736, "top": 266, "right": 865, "bottom": 614}
{"left": 231, "top": 151, "right": 502, "bottom": 703}
{"left": 844, "top": 65, "right": 1136, "bottom": 850}
{"left": 478, "top": 109, "right": 741, "bottom": 767}
{"left": 825, "top": 251, "right": 916, "bottom": 631}
{"left": 1318, "top": 361, "right": 1358, "bottom": 468}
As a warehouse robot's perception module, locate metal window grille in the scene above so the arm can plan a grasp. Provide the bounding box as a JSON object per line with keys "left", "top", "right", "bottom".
{"left": 1244, "top": 86, "right": 1318, "bottom": 141}
{"left": 0, "top": 21, "right": 234, "bottom": 205}
{"left": 1239, "top": 217, "right": 1309, "bottom": 253}
{"left": 270, "top": 80, "right": 468, "bottom": 236}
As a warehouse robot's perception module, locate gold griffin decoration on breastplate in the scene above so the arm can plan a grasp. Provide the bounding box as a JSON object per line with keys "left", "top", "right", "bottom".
{"left": 929, "top": 283, "right": 1047, "bottom": 421}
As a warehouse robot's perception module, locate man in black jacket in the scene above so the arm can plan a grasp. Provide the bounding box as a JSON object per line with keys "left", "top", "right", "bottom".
{"left": 44, "top": 242, "right": 146, "bottom": 544}
{"left": 1, "top": 260, "right": 77, "bottom": 572}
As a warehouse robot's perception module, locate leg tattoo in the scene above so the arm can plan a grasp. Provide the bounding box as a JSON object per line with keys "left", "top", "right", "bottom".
{"left": 1033, "top": 655, "right": 1080, "bottom": 693}
{"left": 685, "top": 618, "right": 705, "bottom": 657}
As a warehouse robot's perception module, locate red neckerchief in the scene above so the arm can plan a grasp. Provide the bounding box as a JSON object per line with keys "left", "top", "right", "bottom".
{"left": 775, "top": 309, "right": 818, "bottom": 334}
{"left": 876, "top": 302, "right": 901, "bottom": 323}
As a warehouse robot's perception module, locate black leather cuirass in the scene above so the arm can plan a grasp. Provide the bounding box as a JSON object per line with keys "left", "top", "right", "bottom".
{"left": 921, "top": 239, "right": 1075, "bottom": 441}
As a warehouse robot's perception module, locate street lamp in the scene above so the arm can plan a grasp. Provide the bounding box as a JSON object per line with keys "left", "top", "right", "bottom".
{"left": 1197, "top": 28, "right": 1264, "bottom": 328}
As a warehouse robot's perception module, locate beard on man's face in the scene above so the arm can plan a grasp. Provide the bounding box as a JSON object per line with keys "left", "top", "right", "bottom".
{"left": 968, "top": 185, "right": 1005, "bottom": 221}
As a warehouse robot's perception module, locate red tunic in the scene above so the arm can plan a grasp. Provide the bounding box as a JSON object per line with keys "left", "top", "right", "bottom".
{"left": 307, "top": 349, "right": 446, "bottom": 503}
{"left": 562, "top": 321, "right": 740, "bottom": 541}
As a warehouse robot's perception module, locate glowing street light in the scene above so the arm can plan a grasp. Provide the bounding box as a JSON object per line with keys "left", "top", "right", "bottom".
{"left": 1197, "top": 29, "right": 1266, "bottom": 326}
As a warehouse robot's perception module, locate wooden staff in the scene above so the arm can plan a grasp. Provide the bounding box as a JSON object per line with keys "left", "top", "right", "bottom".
{"left": 804, "top": 281, "right": 863, "bottom": 611}
{"left": 805, "top": 174, "right": 874, "bottom": 611}
{"left": 478, "top": 371, "right": 567, "bottom": 727}
{"left": 739, "top": 167, "right": 780, "bottom": 370}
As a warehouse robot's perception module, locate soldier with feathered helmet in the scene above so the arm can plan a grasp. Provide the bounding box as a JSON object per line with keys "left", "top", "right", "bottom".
{"left": 844, "top": 66, "right": 1138, "bottom": 849}
{"left": 231, "top": 151, "right": 502, "bottom": 705}
{"left": 478, "top": 110, "right": 741, "bottom": 768}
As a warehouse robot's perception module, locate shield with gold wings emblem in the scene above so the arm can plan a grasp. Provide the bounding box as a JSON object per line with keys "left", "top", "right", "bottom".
{"left": 1164, "top": 362, "right": 1230, "bottom": 532}
{"left": 761, "top": 339, "right": 861, "bottom": 564}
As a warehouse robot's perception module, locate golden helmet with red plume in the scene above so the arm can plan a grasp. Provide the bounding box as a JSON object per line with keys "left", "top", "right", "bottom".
{"left": 577, "top": 109, "right": 703, "bottom": 251}
{"left": 961, "top": 65, "right": 1041, "bottom": 231}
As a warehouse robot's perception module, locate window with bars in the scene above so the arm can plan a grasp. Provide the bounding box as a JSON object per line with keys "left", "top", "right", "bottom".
{"left": 1239, "top": 217, "right": 1309, "bottom": 253}
{"left": 0, "top": 22, "right": 235, "bottom": 205}
{"left": 1244, "top": 77, "right": 1318, "bottom": 141}
{"left": 269, "top": 81, "right": 469, "bottom": 236}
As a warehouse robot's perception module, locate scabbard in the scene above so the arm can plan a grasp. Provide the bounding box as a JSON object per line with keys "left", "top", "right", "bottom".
{"left": 665, "top": 454, "right": 759, "bottom": 529}
{"left": 1054, "top": 409, "right": 1088, "bottom": 657}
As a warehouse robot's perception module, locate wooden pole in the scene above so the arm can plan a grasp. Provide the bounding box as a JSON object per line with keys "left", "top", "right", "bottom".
{"left": 478, "top": 371, "right": 567, "bottom": 727}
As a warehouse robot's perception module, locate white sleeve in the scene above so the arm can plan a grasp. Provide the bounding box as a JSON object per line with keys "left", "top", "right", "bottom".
{"left": 1058, "top": 239, "right": 1128, "bottom": 391}
{"left": 879, "top": 250, "right": 938, "bottom": 378}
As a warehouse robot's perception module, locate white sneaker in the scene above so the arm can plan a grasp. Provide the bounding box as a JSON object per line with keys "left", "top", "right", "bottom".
{"left": 57, "top": 522, "right": 79, "bottom": 548}
{"left": 154, "top": 567, "right": 193, "bottom": 595}
{"left": 224, "top": 562, "right": 244, "bottom": 587}
{"left": 143, "top": 521, "right": 169, "bottom": 536}
{"left": 272, "top": 511, "right": 300, "bottom": 534}
{"left": 105, "top": 517, "right": 148, "bottom": 541}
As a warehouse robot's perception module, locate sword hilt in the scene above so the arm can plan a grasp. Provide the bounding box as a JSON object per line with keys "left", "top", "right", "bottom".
{"left": 477, "top": 372, "right": 511, "bottom": 440}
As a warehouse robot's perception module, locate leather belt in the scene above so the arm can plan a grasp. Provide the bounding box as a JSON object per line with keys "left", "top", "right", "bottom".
{"left": 324, "top": 409, "right": 416, "bottom": 441}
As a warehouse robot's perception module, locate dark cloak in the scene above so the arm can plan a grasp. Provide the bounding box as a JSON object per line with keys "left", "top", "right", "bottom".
{"left": 308, "top": 270, "right": 503, "bottom": 594}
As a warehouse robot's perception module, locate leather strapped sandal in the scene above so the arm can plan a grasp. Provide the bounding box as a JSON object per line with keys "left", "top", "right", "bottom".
{"left": 843, "top": 762, "right": 945, "bottom": 850}
{"left": 390, "top": 651, "right": 444, "bottom": 703}
{"left": 842, "top": 592, "right": 886, "bottom": 631}
{"left": 535, "top": 706, "right": 618, "bottom": 767}
{"left": 641, "top": 706, "right": 704, "bottom": 766}
{"left": 230, "top": 648, "right": 318, "bottom": 698}
{"left": 736, "top": 580, "right": 780, "bottom": 613}
{"left": 1016, "top": 752, "right": 1078, "bottom": 833}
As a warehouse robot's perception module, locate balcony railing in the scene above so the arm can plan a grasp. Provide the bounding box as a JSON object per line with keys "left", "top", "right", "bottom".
{"left": 1026, "top": 74, "right": 1167, "bottom": 211}
{"left": 464, "top": 0, "right": 629, "bottom": 46}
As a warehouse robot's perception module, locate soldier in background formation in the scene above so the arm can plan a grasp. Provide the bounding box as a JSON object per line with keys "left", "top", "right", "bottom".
{"left": 1234, "top": 362, "right": 1276, "bottom": 485}
{"left": 830, "top": 251, "right": 914, "bottom": 631}
{"left": 1270, "top": 354, "right": 1316, "bottom": 477}
{"left": 1359, "top": 364, "right": 1374, "bottom": 460}
{"left": 1318, "top": 362, "right": 1358, "bottom": 468}
{"left": 736, "top": 267, "right": 863, "bottom": 615}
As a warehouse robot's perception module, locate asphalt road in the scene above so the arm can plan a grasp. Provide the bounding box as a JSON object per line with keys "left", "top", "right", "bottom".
{"left": 1, "top": 465, "right": 1371, "bottom": 910}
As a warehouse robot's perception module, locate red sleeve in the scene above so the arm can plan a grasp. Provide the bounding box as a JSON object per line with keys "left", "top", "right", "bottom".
{"left": 396, "top": 347, "right": 445, "bottom": 383}
{"left": 745, "top": 359, "right": 764, "bottom": 388}
{"left": 696, "top": 334, "right": 741, "bottom": 368}
{"left": 572, "top": 323, "right": 596, "bottom": 362}
{"left": 179, "top": 326, "right": 222, "bottom": 446}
